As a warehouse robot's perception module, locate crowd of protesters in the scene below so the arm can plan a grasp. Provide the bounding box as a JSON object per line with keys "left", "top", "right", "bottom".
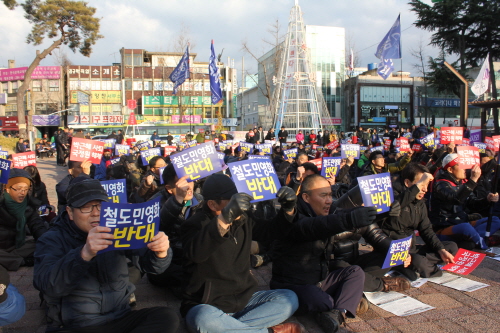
{"left": 0, "top": 123, "right": 498, "bottom": 333}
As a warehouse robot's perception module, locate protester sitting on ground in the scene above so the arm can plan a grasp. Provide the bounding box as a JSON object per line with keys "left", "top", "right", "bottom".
{"left": 430, "top": 153, "right": 500, "bottom": 250}
{"left": 55, "top": 160, "right": 92, "bottom": 214}
{"left": 0, "top": 169, "right": 48, "bottom": 271}
{"left": 181, "top": 174, "right": 303, "bottom": 333}
{"left": 34, "top": 178, "right": 179, "bottom": 332}
{"left": 24, "top": 165, "right": 56, "bottom": 222}
{"left": 270, "top": 174, "right": 383, "bottom": 332}
{"left": 0, "top": 266, "right": 26, "bottom": 326}
{"left": 137, "top": 156, "right": 166, "bottom": 202}
{"left": 379, "top": 163, "right": 457, "bottom": 280}
{"left": 148, "top": 164, "right": 202, "bottom": 297}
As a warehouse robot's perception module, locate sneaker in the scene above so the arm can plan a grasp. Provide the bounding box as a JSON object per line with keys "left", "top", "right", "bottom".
{"left": 381, "top": 277, "right": 411, "bottom": 292}
{"left": 356, "top": 295, "right": 369, "bottom": 315}
{"left": 270, "top": 322, "right": 305, "bottom": 333}
{"left": 315, "top": 309, "right": 345, "bottom": 333}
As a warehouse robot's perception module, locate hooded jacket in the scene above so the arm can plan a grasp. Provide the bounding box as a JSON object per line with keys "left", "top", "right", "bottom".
{"left": 33, "top": 212, "right": 172, "bottom": 330}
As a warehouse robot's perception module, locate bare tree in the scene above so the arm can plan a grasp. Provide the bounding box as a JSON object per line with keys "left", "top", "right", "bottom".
{"left": 169, "top": 23, "right": 196, "bottom": 53}
{"left": 345, "top": 31, "right": 360, "bottom": 77}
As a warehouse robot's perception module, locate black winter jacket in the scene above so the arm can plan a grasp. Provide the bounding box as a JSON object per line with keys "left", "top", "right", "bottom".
{"left": 180, "top": 205, "right": 293, "bottom": 317}
{"left": 34, "top": 212, "right": 172, "bottom": 330}
{"left": 0, "top": 194, "right": 47, "bottom": 250}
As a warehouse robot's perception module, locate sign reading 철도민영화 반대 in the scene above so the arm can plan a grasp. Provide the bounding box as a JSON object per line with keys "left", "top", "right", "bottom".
{"left": 358, "top": 172, "right": 394, "bottom": 214}
{"left": 115, "top": 144, "right": 130, "bottom": 156}
{"left": 136, "top": 141, "right": 151, "bottom": 151}
{"left": 170, "top": 142, "right": 222, "bottom": 182}
{"left": 239, "top": 142, "right": 254, "bottom": 153}
{"left": 341, "top": 144, "right": 360, "bottom": 159}
{"left": 321, "top": 157, "right": 341, "bottom": 178}
{"left": 140, "top": 148, "right": 161, "bottom": 165}
{"left": 283, "top": 148, "right": 298, "bottom": 160}
{"left": 382, "top": 235, "right": 412, "bottom": 269}
{"left": 98, "top": 198, "right": 160, "bottom": 253}
{"left": 229, "top": 159, "right": 281, "bottom": 203}
{"left": 255, "top": 143, "right": 272, "bottom": 155}
{"left": 101, "top": 179, "right": 127, "bottom": 203}
{"left": 100, "top": 139, "right": 116, "bottom": 149}
{"left": 0, "top": 158, "right": 11, "bottom": 184}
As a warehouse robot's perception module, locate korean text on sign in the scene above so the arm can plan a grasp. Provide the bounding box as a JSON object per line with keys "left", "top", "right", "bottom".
{"left": 255, "top": 143, "right": 272, "bottom": 155}
{"left": 240, "top": 142, "right": 254, "bottom": 153}
{"left": 396, "top": 137, "right": 410, "bottom": 152}
{"left": 115, "top": 144, "right": 130, "bottom": 156}
{"left": 100, "top": 139, "right": 116, "bottom": 149}
{"left": 369, "top": 146, "right": 384, "bottom": 153}
{"left": 101, "top": 179, "right": 127, "bottom": 203}
{"left": 321, "top": 157, "right": 341, "bottom": 178}
{"left": 440, "top": 127, "right": 463, "bottom": 144}
{"left": 0, "top": 158, "right": 11, "bottom": 184}
{"left": 456, "top": 146, "right": 480, "bottom": 169}
{"left": 473, "top": 142, "right": 486, "bottom": 153}
{"left": 382, "top": 235, "right": 412, "bottom": 269}
{"left": 98, "top": 198, "right": 160, "bottom": 253}
{"left": 341, "top": 144, "right": 360, "bottom": 159}
{"left": 248, "top": 155, "right": 271, "bottom": 160}
{"left": 163, "top": 146, "right": 177, "bottom": 157}
{"left": 12, "top": 152, "right": 36, "bottom": 169}
{"left": 185, "top": 140, "right": 198, "bottom": 148}
{"left": 0, "top": 151, "right": 8, "bottom": 159}
{"left": 485, "top": 137, "right": 496, "bottom": 151}
{"left": 358, "top": 172, "right": 394, "bottom": 214}
{"left": 420, "top": 133, "right": 435, "bottom": 148}
{"left": 442, "top": 248, "right": 485, "bottom": 275}
{"left": 140, "top": 148, "right": 161, "bottom": 165}
{"left": 229, "top": 160, "right": 281, "bottom": 203}
{"left": 136, "top": 141, "right": 151, "bottom": 151}
{"left": 70, "top": 138, "right": 104, "bottom": 164}
{"left": 171, "top": 142, "right": 222, "bottom": 182}
{"left": 283, "top": 148, "right": 298, "bottom": 160}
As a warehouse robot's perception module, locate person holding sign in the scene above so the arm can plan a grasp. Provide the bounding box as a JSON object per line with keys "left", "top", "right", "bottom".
{"left": 137, "top": 156, "right": 166, "bottom": 201}
{"left": 181, "top": 174, "right": 304, "bottom": 333}
{"left": 34, "top": 178, "right": 179, "bottom": 332}
{"left": 430, "top": 154, "right": 500, "bottom": 250}
{"left": 0, "top": 169, "right": 48, "bottom": 271}
{"left": 379, "top": 163, "right": 457, "bottom": 280}
{"left": 55, "top": 160, "right": 92, "bottom": 214}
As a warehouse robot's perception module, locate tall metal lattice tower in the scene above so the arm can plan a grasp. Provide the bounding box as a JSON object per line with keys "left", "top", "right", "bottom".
{"left": 271, "top": 0, "right": 330, "bottom": 136}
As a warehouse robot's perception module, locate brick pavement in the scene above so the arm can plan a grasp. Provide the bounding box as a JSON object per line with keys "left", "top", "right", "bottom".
{"left": 2, "top": 158, "right": 500, "bottom": 332}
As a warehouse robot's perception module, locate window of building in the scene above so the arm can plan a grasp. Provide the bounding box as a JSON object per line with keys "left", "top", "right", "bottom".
{"left": 5, "top": 104, "right": 17, "bottom": 116}
{"left": 124, "top": 55, "right": 132, "bottom": 66}
{"left": 49, "top": 80, "right": 60, "bottom": 92}
{"left": 12, "top": 81, "right": 19, "bottom": 93}
{"left": 32, "top": 80, "right": 42, "bottom": 92}
{"left": 1, "top": 82, "right": 7, "bottom": 93}
{"left": 133, "top": 54, "right": 142, "bottom": 66}
{"left": 35, "top": 103, "right": 58, "bottom": 115}
{"left": 125, "top": 80, "right": 132, "bottom": 90}
{"left": 112, "top": 104, "right": 122, "bottom": 114}
{"left": 144, "top": 81, "right": 152, "bottom": 90}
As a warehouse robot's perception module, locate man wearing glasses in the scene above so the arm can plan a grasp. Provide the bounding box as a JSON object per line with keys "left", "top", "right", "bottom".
{"left": 34, "top": 178, "right": 179, "bottom": 332}
{"left": 0, "top": 169, "right": 48, "bottom": 271}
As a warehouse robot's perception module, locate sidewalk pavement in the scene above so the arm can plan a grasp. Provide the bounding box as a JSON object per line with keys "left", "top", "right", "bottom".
{"left": 2, "top": 158, "right": 500, "bottom": 332}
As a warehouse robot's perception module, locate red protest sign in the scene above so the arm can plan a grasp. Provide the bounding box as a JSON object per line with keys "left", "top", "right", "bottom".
{"left": 440, "top": 127, "right": 463, "bottom": 144}
{"left": 384, "top": 139, "right": 391, "bottom": 149}
{"left": 456, "top": 146, "right": 480, "bottom": 169}
{"left": 12, "top": 152, "right": 36, "bottom": 169}
{"left": 461, "top": 138, "right": 470, "bottom": 146}
{"left": 442, "top": 248, "right": 485, "bottom": 275}
{"left": 70, "top": 138, "right": 104, "bottom": 164}
{"left": 396, "top": 137, "right": 410, "bottom": 152}
{"left": 326, "top": 140, "right": 339, "bottom": 150}
{"left": 310, "top": 158, "right": 322, "bottom": 170}
{"left": 485, "top": 137, "right": 496, "bottom": 151}
{"left": 164, "top": 146, "right": 177, "bottom": 157}
{"left": 412, "top": 144, "right": 422, "bottom": 152}
{"left": 492, "top": 135, "right": 500, "bottom": 152}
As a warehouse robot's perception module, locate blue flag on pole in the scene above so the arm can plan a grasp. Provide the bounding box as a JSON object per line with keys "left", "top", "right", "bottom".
{"left": 209, "top": 41, "right": 223, "bottom": 104}
{"left": 170, "top": 45, "right": 190, "bottom": 95}
{"left": 377, "top": 58, "right": 395, "bottom": 80}
{"left": 375, "top": 14, "right": 401, "bottom": 60}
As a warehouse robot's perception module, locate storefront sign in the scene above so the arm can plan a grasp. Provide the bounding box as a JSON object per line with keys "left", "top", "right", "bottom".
{"left": 70, "top": 91, "right": 121, "bottom": 104}
{"left": 0, "top": 66, "right": 60, "bottom": 81}
{"left": 32, "top": 115, "right": 61, "bottom": 126}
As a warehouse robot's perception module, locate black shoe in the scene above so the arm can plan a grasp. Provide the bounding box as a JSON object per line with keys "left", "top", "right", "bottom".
{"left": 315, "top": 309, "right": 345, "bottom": 333}
{"left": 62, "top": 164, "right": 67, "bottom": 167}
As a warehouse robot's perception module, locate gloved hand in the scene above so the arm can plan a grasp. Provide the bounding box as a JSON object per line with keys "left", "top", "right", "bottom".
{"left": 277, "top": 186, "right": 296, "bottom": 213}
{"left": 389, "top": 201, "right": 401, "bottom": 217}
{"left": 348, "top": 207, "right": 377, "bottom": 229}
{"left": 221, "top": 193, "right": 253, "bottom": 225}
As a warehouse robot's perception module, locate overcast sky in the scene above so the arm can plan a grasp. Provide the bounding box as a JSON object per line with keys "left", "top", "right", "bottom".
{"left": 0, "top": 0, "right": 443, "bottom": 80}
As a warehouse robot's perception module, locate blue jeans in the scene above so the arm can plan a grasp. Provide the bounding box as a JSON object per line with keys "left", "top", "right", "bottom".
{"left": 185, "top": 289, "right": 299, "bottom": 333}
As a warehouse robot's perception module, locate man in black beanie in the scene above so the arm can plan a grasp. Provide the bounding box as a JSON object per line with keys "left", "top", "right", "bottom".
{"left": 34, "top": 178, "right": 179, "bottom": 332}
{"left": 181, "top": 173, "right": 304, "bottom": 333}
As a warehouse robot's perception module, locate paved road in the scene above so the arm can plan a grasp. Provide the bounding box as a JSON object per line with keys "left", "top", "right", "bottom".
{"left": 2, "top": 158, "right": 500, "bottom": 332}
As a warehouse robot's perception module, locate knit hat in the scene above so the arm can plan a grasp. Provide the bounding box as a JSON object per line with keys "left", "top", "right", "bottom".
{"left": 66, "top": 177, "right": 109, "bottom": 208}
{"left": 0, "top": 266, "right": 10, "bottom": 303}
{"left": 202, "top": 174, "right": 238, "bottom": 200}
{"left": 7, "top": 168, "right": 32, "bottom": 188}
{"left": 443, "top": 153, "right": 459, "bottom": 170}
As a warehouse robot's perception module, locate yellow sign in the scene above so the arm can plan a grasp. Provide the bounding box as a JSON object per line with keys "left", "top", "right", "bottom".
{"left": 70, "top": 90, "right": 122, "bottom": 104}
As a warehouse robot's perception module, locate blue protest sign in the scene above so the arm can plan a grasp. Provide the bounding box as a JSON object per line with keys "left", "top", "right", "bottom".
{"left": 141, "top": 148, "right": 161, "bottom": 165}
{"left": 382, "top": 235, "right": 412, "bottom": 269}
{"left": 0, "top": 158, "right": 12, "bottom": 184}
{"left": 115, "top": 144, "right": 130, "bottom": 156}
{"left": 240, "top": 142, "right": 254, "bottom": 153}
{"left": 369, "top": 146, "right": 385, "bottom": 153}
{"left": 38, "top": 204, "right": 48, "bottom": 216}
{"left": 420, "top": 133, "right": 435, "bottom": 149}
{"left": 403, "top": 132, "right": 412, "bottom": 139}
{"left": 357, "top": 172, "right": 394, "bottom": 214}
{"left": 0, "top": 151, "right": 8, "bottom": 159}
{"left": 100, "top": 139, "right": 116, "bottom": 149}
{"left": 109, "top": 157, "right": 121, "bottom": 166}
{"left": 185, "top": 140, "right": 198, "bottom": 148}
{"left": 255, "top": 143, "right": 272, "bottom": 155}
{"left": 321, "top": 157, "right": 342, "bottom": 178}
{"left": 170, "top": 142, "right": 222, "bottom": 182}
{"left": 99, "top": 198, "right": 160, "bottom": 253}
{"left": 341, "top": 144, "right": 360, "bottom": 159}
{"left": 473, "top": 142, "right": 486, "bottom": 153}
{"left": 229, "top": 159, "right": 281, "bottom": 203}
{"left": 283, "top": 148, "right": 298, "bottom": 160}
{"left": 217, "top": 152, "right": 228, "bottom": 171}
{"left": 159, "top": 167, "right": 166, "bottom": 185}
{"left": 136, "top": 141, "right": 151, "bottom": 151}
{"left": 248, "top": 155, "right": 271, "bottom": 160}
{"left": 101, "top": 179, "right": 127, "bottom": 203}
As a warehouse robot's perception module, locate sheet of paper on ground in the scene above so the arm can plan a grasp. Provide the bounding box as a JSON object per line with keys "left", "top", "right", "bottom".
{"left": 364, "top": 291, "right": 434, "bottom": 316}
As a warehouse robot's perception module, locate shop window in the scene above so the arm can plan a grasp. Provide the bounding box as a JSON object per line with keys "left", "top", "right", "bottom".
{"left": 32, "top": 80, "right": 42, "bottom": 92}
{"left": 5, "top": 104, "right": 17, "bottom": 117}
{"left": 49, "top": 80, "right": 60, "bottom": 92}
